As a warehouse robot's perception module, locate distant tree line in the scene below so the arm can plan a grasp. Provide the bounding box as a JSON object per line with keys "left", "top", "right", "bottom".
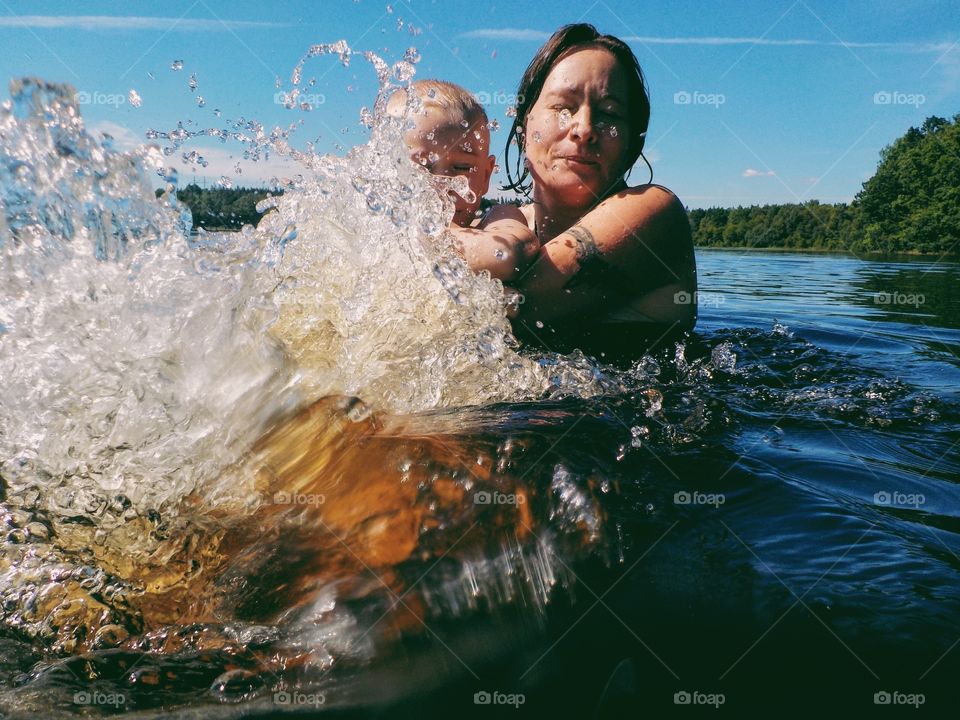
{"left": 690, "top": 114, "right": 960, "bottom": 255}
{"left": 161, "top": 184, "right": 280, "bottom": 230}
{"left": 170, "top": 114, "right": 959, "bottom": 254}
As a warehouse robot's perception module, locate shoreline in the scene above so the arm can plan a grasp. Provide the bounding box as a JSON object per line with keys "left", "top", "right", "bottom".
{"left": 694, "top": 245, "right": 959, "bottom": 260}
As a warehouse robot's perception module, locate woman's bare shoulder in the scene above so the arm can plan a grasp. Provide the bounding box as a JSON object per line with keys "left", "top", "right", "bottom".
{"left": 600, "top": 183, "right": 686, "bottom": 221}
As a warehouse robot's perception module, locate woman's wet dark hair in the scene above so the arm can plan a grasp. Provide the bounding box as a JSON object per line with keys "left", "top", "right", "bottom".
{"left": 504, "top": 23, "right": 651, "bottom": 197}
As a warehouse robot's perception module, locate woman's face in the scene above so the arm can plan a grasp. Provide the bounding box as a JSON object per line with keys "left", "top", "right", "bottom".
{"left": 524, "top": 47, "right": 632, "bottom": 211}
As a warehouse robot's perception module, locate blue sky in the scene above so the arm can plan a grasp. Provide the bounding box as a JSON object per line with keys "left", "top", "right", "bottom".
{"left": 0, "top": 0, "right": 957, "bottom": 208}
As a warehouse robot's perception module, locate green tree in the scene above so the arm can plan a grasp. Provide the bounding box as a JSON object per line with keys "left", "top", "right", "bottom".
{"left": 857, "top": 114, "right": 960, "bottom": 255}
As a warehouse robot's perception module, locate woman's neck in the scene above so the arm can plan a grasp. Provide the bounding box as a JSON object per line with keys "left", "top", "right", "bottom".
{"left": 531, "top": 178, "right": 627, "bottom": 242}
{"left": 531, "top": 190, "right": 588, "bottom": 243}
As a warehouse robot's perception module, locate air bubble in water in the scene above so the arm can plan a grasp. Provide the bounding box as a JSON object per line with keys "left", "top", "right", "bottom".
{"left": 171, "top": 60, "right": 184, "bottom": 71}
{"left": 189, "top": 73, "right": 198, "bottom": 91}
{"left": 196, "top": 96, "right": 205, "bottom": 108}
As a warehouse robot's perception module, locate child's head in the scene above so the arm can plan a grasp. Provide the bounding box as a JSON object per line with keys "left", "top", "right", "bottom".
{"left": 388, "top": 80, "right": 495, "bottom": 226}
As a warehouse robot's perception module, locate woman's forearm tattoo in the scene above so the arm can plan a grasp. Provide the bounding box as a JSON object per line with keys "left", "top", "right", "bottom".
{"left": 562, "top": 226, "right": 603, "bottom": 290}
{"left": 568, "top": 226, "right": 600, "bottom": 263}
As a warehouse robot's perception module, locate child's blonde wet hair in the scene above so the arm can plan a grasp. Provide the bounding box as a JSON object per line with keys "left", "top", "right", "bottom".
{"left": 389, "top": 79, "right": 488, "bottom": 129}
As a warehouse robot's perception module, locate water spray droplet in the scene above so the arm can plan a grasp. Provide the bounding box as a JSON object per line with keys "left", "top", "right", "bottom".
{"left": 171, "top": 60, "right": 183, "bottom": 71}
{"left": 128, "top": 89, "right": 142, "bottom": 108}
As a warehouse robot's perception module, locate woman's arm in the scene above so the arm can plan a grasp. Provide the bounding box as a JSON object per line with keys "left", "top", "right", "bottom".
{"left": 447, "top": 204, "right": 539, "bottom": 282}
{"left": 514, "top": 185, "right": 697, "bottom": 330}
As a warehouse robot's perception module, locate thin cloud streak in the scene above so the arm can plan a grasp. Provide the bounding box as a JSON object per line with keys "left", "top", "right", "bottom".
{"left": 460, "top": 28, "right": 953, "bottom": 52}
{"left": 0, "top": 15, "right": 287, "bottom": 31}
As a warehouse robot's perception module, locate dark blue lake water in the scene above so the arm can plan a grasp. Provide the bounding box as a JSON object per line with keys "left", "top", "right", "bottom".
{"left": 2, "top": 249, "right": 958, "bottom": 718}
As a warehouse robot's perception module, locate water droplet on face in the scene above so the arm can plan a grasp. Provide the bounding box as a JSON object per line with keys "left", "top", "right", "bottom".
{"left": 425, "top": 131, "right": 435, "bottom": 141}
{"left": 170, "top": 60, "right": 183, "bottom": 71}
{"left": 128, "top": 89, "right": 142, "bottom": 108}
{"left": 494, "top": 249, "right": 506, "bottom": 260}
{"left": 609, "top": 125, "right": 619, "bottom": 137}
{"left": 558, "top": 108, "right": 571, "bottom": 128}
{"left": 427, "top": 151, "right": 439, "bottom": 163}
{"left": 473, "top": 130, "right": 481, "bottom": 140}
{"left": 461, "top": 142, "right": 472, "bottom": 152}
{"left": 535, "top": 320, "right": 544, "bottom": 329}
{"left": 533, "top": 131, "right": 542, "bottom": 143}
{"left": 460, "top": 119, "right": 469, "bottom": 128}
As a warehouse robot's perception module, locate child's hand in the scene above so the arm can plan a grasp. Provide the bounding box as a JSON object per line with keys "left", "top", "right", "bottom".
{"left": 447, "top": 204, "right": 538, "bottom": 282}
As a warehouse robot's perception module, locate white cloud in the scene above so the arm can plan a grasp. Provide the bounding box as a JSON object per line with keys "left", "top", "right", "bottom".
{"left": 743, "top": 168, "right": 776, "bottom": 177}
{"left": 85, "top": 123, "right": 306, "bottom": 187}
{"left": 170, "top": 145, "right": 306, "bottom": 186}
{"left": 459, "top": 28, "right": 953, "bottom": 53}
{"left": 88, "top": 120, "right": 145, "bottom": 151}
{"left": 460, "top": 28, "right": 551, "bottom": 41}
{"left": 0, "top": 15, "right": 287, "bottom": 31}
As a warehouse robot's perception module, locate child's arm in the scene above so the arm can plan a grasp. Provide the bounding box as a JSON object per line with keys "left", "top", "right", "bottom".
{"left": 447, "top": 204, "right": 539, "bottom": 282}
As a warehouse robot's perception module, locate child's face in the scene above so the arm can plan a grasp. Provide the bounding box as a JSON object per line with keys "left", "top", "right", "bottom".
{"left": 405, "top": 110, "right": 495, "bottom": 226}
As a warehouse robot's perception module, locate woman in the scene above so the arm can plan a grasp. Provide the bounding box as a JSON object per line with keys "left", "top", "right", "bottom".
{"left": 505, "top": 24, "right": 697, "bottom": 357}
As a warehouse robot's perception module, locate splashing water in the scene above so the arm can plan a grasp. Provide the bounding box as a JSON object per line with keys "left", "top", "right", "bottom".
{"left": 0, "top": 43, "right": 619, "bottom": 676}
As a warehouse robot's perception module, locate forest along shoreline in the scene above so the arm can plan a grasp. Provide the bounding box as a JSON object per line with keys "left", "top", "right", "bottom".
{"left": 171, "top": 114, "right": 960, "bottom": 257}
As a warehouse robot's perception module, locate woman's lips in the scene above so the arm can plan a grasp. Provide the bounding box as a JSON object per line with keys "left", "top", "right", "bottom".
{"left": 559, "top": 154, "right": 599, "bottom": 166}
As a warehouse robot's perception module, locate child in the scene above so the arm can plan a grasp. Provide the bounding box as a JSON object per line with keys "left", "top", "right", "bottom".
{"left": 387, "top": 80, "right": 538, "bottom": 283}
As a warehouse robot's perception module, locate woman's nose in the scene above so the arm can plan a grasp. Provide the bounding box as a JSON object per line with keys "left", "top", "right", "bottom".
{"left": 569, "top": 107, "right": 598, "bottom": 143}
